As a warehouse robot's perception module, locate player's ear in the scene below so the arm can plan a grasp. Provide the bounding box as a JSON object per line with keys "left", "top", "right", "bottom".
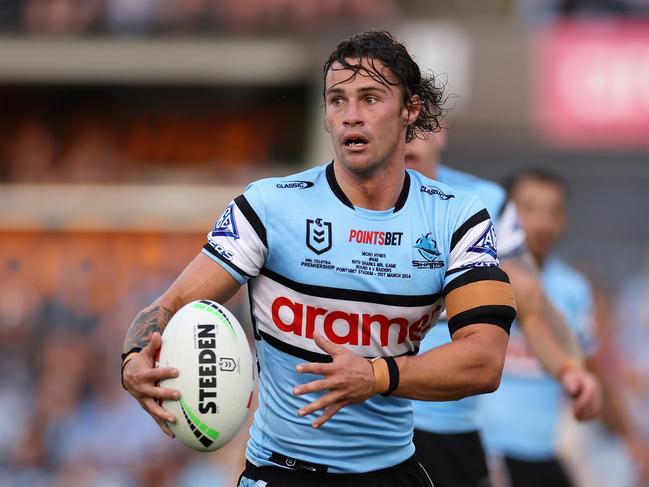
{"left": 323, "top": 118, "right": 330, "bottom": 132}
{"left": 404, "top": 94, "right": 421, "bottom": 127}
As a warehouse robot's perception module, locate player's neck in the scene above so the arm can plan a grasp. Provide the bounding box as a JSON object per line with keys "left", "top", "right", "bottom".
{"left": 332, "top": 160, "right": 407, "bottom": 211}
{"left": 428, "top": 157, "right": 440, "bottom": 179}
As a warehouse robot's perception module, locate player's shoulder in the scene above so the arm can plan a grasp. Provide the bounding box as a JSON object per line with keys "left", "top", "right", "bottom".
{"left": 245, "top": 164, "right": 326, "bottom": 193}
{"left": 240, "top": 164, "right": 327, "bottom": 212}
{"left": 408, "top": 168, "right": 481, "bottom": 208}
{"left": 437, "top": 165, "right": 506, "bottom": 212}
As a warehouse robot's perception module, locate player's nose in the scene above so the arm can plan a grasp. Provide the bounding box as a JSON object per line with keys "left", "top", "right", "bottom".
{"left": 343, "top": 100, "right": 364, "bottom": 127}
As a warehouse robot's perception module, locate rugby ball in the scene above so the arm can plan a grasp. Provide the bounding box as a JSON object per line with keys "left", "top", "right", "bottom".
{"left": 158, "top": 300, "right": 254, "bottom": 451}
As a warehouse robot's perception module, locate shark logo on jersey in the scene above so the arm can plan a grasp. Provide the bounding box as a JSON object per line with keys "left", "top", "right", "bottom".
{"left": 211, "top": 203, "right": 239, "bottom": 239}
{"left": 467, "top": 222, "right": 497, "bottom": 258}
{"left": 420, "top": 185, "right": 455, "bottom": 200}
{"left": 306, "top": 218, "right": 332, "bottom": 255}
{"left": 412, "top": 233, "right": 444, "bottom": 269}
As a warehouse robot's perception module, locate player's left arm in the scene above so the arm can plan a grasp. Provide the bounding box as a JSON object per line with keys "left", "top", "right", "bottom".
{"left": 294, "top": 200, "right": 516, "bottom": 427}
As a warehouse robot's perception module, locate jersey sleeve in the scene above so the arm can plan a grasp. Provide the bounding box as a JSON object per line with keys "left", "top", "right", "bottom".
{"left": 495, "top": 200, "right": 527, "bottom": 259}
{"left": 202, "top": 183, "right": 268, "bottom": 285}
{"left": 442, "top": 196, "right": 517, "bottom": 336}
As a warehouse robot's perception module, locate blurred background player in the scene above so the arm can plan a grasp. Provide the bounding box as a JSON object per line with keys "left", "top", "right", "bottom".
{"left": 405, "top": 129, "right": 601, "bottom": 487}
{"left": 478, "top": 169, "right": 649, "bottom": 487}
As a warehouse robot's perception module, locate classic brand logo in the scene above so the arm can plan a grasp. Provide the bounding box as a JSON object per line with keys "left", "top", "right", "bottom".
{"left": 276, "top": 181, "right": 315, "bottom": 189}
{"left": 420, "top": 185, "right": 455, "bottom": 200}
{"left": 271, "top": 296, "right": 439, "bottom": 346}
{"left": 306, "top": 218, "right": 333, "bottom": 255}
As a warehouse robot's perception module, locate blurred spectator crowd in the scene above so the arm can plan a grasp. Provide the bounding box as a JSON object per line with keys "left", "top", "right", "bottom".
{"left": 0, "top": 0, "right": 648, "bottom": 37}
{"left": 0, "top": 232, "right": 251, "bottom": 487}
{"left": 0, "top": 0, "right": 396, "bottom": 36}
{"left": 0, "top": 86, "right": 307, "bottom": 184}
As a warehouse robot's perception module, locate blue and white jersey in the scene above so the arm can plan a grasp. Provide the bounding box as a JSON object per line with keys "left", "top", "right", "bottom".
{"left": 203, "top": 162, "right": 512, "bottom": 473}
{"left": 479, "top": 256, "right": 596, "bottom": 460}
{"left": 413, "top": 164, "right": 524, "bottom": 434}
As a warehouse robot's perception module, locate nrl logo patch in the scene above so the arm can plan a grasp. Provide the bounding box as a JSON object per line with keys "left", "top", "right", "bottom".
{"left": 306, "top": 218, "right": 332, "bottom": 255}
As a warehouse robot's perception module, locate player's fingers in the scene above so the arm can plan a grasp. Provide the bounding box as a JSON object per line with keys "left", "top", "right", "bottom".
{"left": 572, "top": 378, "right": 600, "bottom": 421}
{"left": 293, "top": 379, "right": 333, "bottom": 396}
{"left": 142, "top": 366, "right": 179, "bottom": 382}
{"left": 312, "top": 402, "right": 346, "bottom": 429}
{"left": 143, "top": 331, "right": 162, "bottom": 357}
{"left": 313, "top": 332, "right": 345, "bottom": 356}
{"left": 561, "top": 371, "right": 580, "bottom": 397}
{"left": 155, "top": 417, "right": 176, "bottom": 438}
{"left": 296, "top": 362, "right": 332, "bottom": 376}
{"left": 298, "top": 391, "right": 343, "bottom": 418}
{"left": 140, "top": 384, "right": 181, "bottom": 401}
{"left": 141, "top": 397, "right": 177, "bottom": 424}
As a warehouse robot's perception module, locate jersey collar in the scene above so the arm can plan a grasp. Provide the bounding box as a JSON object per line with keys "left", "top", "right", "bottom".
{"left": 325, "top": 162, "right": 410, "bottom": 213}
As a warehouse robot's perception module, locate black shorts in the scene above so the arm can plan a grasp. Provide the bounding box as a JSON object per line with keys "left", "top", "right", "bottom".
{"left": 237, "top": 455, "right": 434, "bottom": 487}
{"left": 504, "top": 455, "right": 573, "bottom": 487}
{"left": 413, "top": 429, "right": 490, "bottom": 487}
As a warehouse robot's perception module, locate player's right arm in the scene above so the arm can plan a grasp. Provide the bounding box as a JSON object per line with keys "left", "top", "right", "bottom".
{"left": 123, "top": 183, "right": 269, "bottom": 436}
{"left": 121, "top": 253, "right": 242, "bottom": 437}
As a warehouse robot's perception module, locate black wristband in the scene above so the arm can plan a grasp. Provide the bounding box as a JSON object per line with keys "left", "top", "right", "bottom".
{"left": 381, "top": 356, "right": 399, "bottom": 396}
{"left": 121, "top": 347, "right": 142, "bottom": 390}
{"left": 121, "top": 347, "right": 142, "bottom": 364}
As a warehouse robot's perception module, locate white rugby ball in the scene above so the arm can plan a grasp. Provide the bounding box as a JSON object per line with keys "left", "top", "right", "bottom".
{"left": 158, "top": 300, "right": 254, "bottom": 451}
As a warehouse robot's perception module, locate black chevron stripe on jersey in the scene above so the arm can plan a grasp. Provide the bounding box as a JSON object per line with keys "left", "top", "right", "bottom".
{"left": 449, "top": 209, "right": 490, "bottom": 252}
{"left": 442, "top": 266, "right": 510, "bottom": 297}
{"left": 260, "top": 267, "right": 440, "bottom": 307}
{"left": 234, "top": 194, "right": 268, "bottom": 248}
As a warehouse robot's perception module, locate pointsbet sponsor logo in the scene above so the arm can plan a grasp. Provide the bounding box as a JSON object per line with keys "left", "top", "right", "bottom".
{"left": 271, "top": 296, "right": 439, "bottom": 346}
{"left": 348, "top": 230, "right": 404, "bottom": 246}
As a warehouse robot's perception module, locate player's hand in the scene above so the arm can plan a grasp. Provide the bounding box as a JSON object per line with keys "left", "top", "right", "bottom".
{"left": 122, "top": 332, "right": 180, "bottom": 437}
{"left": 560, "top": 366, "right": 601, "bottom": 421}
{"left": 293, "top": 333, "right": 375, "bottom": 429}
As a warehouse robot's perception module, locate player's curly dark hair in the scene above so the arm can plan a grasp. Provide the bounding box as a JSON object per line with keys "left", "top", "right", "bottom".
{"left": 323, "top": 30, "right": 447, "bottom": 142}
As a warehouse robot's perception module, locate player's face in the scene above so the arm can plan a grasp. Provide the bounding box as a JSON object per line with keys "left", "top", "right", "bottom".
{"left": 404, "top": 129, "right": 448, "bottom": 179}
{"left": 512, "top": 179, "right": 567, "bottom": 261}
{"left": 324, "top": 59, "right": 413, "bottom": 176}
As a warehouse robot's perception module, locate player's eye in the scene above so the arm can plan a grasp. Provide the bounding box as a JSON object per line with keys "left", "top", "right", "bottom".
{"left": 365, "top": 96, "right": 378, "bottom": 104}
{"left": 329, "top": 96, "right": 344, "bottom": 106}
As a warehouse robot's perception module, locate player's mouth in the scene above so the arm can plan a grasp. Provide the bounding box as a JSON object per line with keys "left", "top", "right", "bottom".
{"left": 342, "top": 133, "right": 369, "bottom": 151}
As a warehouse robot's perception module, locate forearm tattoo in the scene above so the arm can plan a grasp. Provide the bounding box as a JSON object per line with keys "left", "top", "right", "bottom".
{"left": 122, "top": 305, "right": 173, "bottom": 355}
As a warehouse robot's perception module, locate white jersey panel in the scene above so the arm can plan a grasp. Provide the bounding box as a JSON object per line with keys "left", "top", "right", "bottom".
{"left": 204, "top": 199, "right": 268, "bottom": 283}
{"left": 496, "top": 200, "right": 526, "bottom": 259}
